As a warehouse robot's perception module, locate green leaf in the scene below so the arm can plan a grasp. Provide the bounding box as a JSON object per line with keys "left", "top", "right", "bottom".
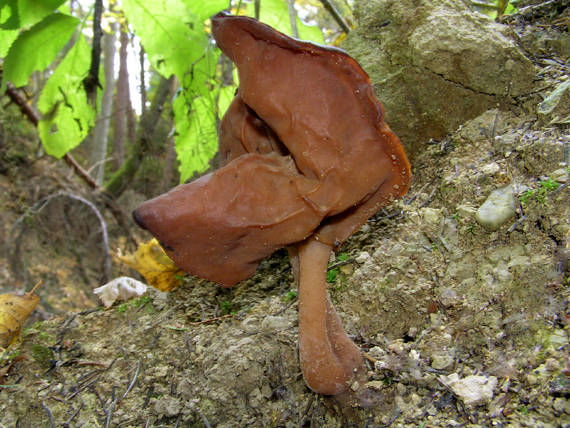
{"left": 37, "top": 35, "right": 95, "bottom": 158}
{"left": 180, "top": 0, "right": 227, "bottom": 22}
{"left": 0, "top": 0, "right": 19, "bottom": 29}
{"left": 122, "top": 0, "right": 212, "bottom": 80}
{"left": 246, "top": 0, "right": 324, "bottom": 43}
{"left": 122, "top": 0, "right": 233, "bottom": 182}
{"left": 180, "top": 43, "right": 220, "bottom": 98}
{"left": 326, "top": 268, "right": 339, "bottom": 283}
{"left": 174, "top": 85, "right": 235, "bottom": 182}
{"left": 0, "top": 28, "right": 18, "bottom": 56}
{"left": 18, "top": 0, "right": 68, "bottom": 28}
{"left": 2, "top": 13, "right": 78, "bottom": 91}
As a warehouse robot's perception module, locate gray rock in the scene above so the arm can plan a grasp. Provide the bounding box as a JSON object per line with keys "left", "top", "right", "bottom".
{"left": 549, "top": 168, "right": 569, "bottom": 183}
{"left": 439, "top": 288, "right": 461, "bottom": 307}
{"left": 260, "top": 315, "right": 290, "bottom": 332}
{"left": 342, "top": 0, "right": 536, "bottom": 149}
{"left": 153, "top": 396, "right": 181, "bottom": 417}
{"left": 431, "top": 353, "right": 454, "bottom": 370}
{"left": 355, "top": 251, "right": 371, "bottom": 264}
{"left": 538, "top": 80, "right": 570, "bottom": 124}
{"left": 476, "top": 185, "right": 516, "bottom": 230}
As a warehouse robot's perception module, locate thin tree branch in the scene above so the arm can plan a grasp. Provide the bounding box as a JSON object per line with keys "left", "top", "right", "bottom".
{"left": 318, "top": 0, "right": 351, "bottom": 34}
{"left": 4, "top": 83, "right": 137, "bottom": 245}
{"left": 5, "top": 83, "right": 102, "bottom": 192}
{"left": 286, "top": 0, "right": 299, "bottom": 38}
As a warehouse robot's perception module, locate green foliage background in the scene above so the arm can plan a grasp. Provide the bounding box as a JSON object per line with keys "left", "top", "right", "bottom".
{"left": 0, "top": 0, "right": 325, "bottom": 184}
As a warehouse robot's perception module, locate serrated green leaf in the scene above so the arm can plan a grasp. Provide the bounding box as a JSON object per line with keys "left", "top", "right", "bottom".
{"left": 18, "top": 0, "right": 68, "bottom": 28}
{"left": 174, "top": 85, "right": 235, "bottom": 182}
{"left": 180, "top": 42, "right": 220, "bottom": 98}
{"left": 122, "top": 0, "right": 230, "bottom": 182}
{"left": 2, "top": 13, "right": 78, "bottom": 91}
{"left": 180, "top": 0, "right": 227, "bottom": 23}
{"left": 217, "top": 85, "right": 236, "bottom": 116}
{"left": 37, "top": 35, "right": 94, "bottom": 158}
{"left": 0, "top": 0, "right": 19, "bottom": 29}
{"left": 122, "top": 0, "right": 211, "bottom": 80}
{"left": 246, "top": 0, "right": 324, "bottom": 43}
{"left": 0, "top": 28, "right": 18, "bottom": 56}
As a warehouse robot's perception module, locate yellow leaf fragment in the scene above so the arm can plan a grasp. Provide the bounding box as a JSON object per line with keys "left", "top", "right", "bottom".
{"left": 0, "top": 281, "right": 42, "bottom": 348}
{"left": 118, "top": 239, "right": 184, "bottom": 291}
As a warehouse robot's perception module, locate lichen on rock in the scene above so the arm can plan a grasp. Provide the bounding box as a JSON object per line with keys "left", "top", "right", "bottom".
{"left": 342, "top": 0, "right": 536, "bottom": 148}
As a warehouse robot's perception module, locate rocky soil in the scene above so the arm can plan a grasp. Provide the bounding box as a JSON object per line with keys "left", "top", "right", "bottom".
{"left": 1, "top": 1, "right": 569, "bottom": 427}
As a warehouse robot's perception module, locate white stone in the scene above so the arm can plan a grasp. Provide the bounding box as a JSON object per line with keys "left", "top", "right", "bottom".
{"left": 444, "top": 373, "right": 497, "bottom": 406}
{"left": 475, "top": 185, "right": 516, "bottom": 230}
{"left": 355, "top": 251, "right": 371, "bottom": 264}
{"left": 480, "top": 162, "right": 500, "bottom": 175}
{"left": 421, "top": 207, "right": 443, "bottom": 226}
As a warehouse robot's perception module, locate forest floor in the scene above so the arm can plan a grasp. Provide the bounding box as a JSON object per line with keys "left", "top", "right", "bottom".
{"left": 1, "top": 17, "right": 569, "bottom": 428}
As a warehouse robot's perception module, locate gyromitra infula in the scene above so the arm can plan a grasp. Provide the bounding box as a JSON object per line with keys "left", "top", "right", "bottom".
{"left": 133, "top": 12, "right": 411, "bottom": 395}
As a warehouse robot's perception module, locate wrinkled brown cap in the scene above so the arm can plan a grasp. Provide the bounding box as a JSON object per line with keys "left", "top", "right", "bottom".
{"left": 133, "top": 12, "right": 411, "bottom": 286}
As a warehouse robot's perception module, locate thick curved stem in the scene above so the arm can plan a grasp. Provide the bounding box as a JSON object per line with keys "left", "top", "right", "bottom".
{"left": 296, "top": 238, "right": 363, "bottom": 395}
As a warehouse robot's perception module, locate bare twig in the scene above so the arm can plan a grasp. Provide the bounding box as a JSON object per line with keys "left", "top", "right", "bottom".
{"left": 66, "top": 359, "right": 117, "bottom": 400}
{"left": 4, "top": 83, "right": 102, "bottom": 192}
{"left": 104, "top": 386, "right": 119, "bottom": 428}
{"left": 122, "top": 360, "right": 142, "bottom": 399}
{"left": 41, "top": 401, "right": 55, "bottom": 428}
{"left": 327, "top": 258, "right": 355, "bottom": 271}
{"left": 64, "top": 192, "right": 112, "bottom": 281}
{"left": 286, "top": 0, "right": 298, "bottom": 38}
{"left": 63, "top": 403, "right": 83, "bottom": 428}
{"left": 299, "top": 395, "right": 314, "bottom": 426}
{"left": 363, "top": 352, "right": 377, "bottom": 363}
{"left": 9, "top": 192, "right": 112, "bottom": 282}
{"left": 188, "top": 314, "right": 233, "bottom": 326}
{"left": 318, "top": 0, "right": 351, "bottom": 33}
{"left": 4, "top": 83, "right": 137, "bottom": 245}
{"left": 507, "top": 204, "right": 526, "bottom": 233}
{"left": 198, "top": 410, "right": 212, "bottom": 428}
{"left": 142, "top": 385, "right": 154, "bottom": 409}
{"left": 271, "top": 298, "right": 297, "bottom": 316}
{"left": 378, "top": 408, "right": 402, "bottom": 427}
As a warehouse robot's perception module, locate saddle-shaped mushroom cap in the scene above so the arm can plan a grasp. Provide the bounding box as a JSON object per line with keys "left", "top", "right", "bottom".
{"left": 133, "top": 11, "right": 411, "bottom": 395}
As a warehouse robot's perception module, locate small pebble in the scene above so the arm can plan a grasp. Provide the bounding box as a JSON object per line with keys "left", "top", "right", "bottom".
{"left": 366, "top": 380, "right": 385, "bottom": 391}
{"left": 388, "top": 340, "right": 404, "bottom": 354}
{"left": 444, "top": 373, "right": 497, "bottom": 406}
{"left": 552, "top": 397, "right": 569, "bottom": 414}
{"left": 439, "top": 288, "right": 461, "bottom": 307}
{"left": 480, "top": 162, "right": 500, "bottom": 175}
{"left": 355, "top": 251, "right": 371, "bottom": 264}
{"left": 550, "top": 168, "right": 569, "bottom": 183}
{"left": 431, "top": 353, "right": 454, "bottom": 370}
{"left": 260, "top": 315, "right": 289, "bottom": 332}
{"left": 475, "top": 185, "right": 516, "bottom": 230}
{"left": 421, "top": 207, "right": 443, "bottom": 226}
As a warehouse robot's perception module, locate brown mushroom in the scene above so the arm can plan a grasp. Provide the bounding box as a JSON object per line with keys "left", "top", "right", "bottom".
{"left": 133, "top": 12, "right": 411, "bottom": 395}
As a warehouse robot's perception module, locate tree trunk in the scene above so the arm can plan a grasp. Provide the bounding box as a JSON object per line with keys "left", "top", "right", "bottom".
{"left": 139, "top": 42, "right": 147, "bottom": 117}
{"left": 104, "top": 75, "right": 174, "bottom": 198}
{"left": 159, "top": 76, "right": 180, "bottom": 191}
{"left": 113, "top": 27, "right": 130, "bottom": 170}
{"left": 89, "top": 20, "right": 117, "bottom": 185}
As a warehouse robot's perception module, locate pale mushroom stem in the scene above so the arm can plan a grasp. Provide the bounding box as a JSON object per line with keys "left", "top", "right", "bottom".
{"left": 295, "top": 238, "right": 363, "bottom": 395}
